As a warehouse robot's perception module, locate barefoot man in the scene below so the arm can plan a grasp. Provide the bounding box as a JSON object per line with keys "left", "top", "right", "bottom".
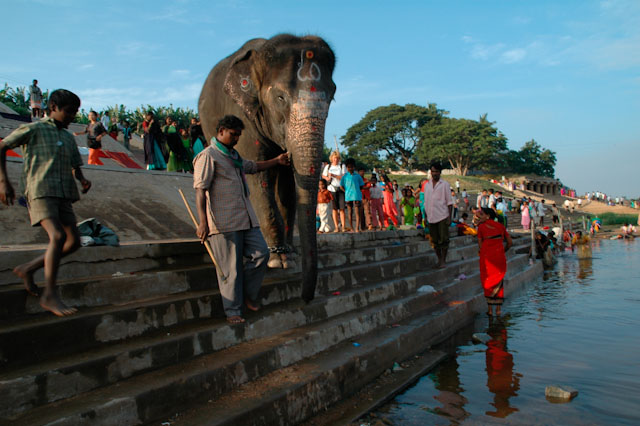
{"left": 0, "top": 89, "right": 91, "bottom": 316}
{"left": 193, "top": 115, "right": 290, "bottom": 324}
{"left": 424, "top": 162, "right": 453, "bottom": 269}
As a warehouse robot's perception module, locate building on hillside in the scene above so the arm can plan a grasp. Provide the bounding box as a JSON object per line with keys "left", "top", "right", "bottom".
{"left": 515, "top": 175, "right": 562, "bottom": 195}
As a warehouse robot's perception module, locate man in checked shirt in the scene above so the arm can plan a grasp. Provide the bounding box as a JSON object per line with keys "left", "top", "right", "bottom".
{"left": 0, "top": 89, "right": 91, "bottom": 317}
{"left": 193, "top": 115, "right": 290, "bottom": 324}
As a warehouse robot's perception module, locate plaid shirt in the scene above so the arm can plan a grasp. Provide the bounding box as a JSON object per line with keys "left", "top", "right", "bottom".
{"left": 3, "top": 118, "right": 83, "bottom": 202}
{"left": 193, "top": 143, "right": 259, "bottom": 235}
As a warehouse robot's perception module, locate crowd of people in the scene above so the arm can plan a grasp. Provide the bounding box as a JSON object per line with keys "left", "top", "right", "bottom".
{"left": 87, "top": 110, "right": 207, "bottom": 173}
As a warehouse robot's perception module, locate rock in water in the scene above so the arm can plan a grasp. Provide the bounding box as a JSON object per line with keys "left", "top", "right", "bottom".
{"left": 417, "top": 285, "right": 436, "bottom": 293}
{"left": 472, "top": 333, "right": 491, "bottom": 344}
{"left": 545, "top": 385, "right": 579, "bottom": 402}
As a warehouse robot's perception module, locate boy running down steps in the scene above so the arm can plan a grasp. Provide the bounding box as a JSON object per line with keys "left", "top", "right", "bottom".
{"left": 0, "top": 89, "right": 91, "bottom": 317}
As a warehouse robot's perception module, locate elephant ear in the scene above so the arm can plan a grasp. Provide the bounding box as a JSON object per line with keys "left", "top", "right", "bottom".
{"left": 223, "top": 48, "right": 261, "bottom": 121}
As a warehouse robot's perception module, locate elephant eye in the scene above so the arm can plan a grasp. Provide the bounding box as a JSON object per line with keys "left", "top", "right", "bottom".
{"left": 277, "top": 96, "right": 285, "bottom": 102}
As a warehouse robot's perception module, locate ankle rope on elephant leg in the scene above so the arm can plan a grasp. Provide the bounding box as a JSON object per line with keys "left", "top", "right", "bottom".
{"left": 269, "top": 246, "right": 287, "bottom": 254}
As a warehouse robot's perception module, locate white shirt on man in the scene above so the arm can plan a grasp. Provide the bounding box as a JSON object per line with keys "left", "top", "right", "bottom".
{"left": 424, "top": 179, "right": 453, "bottom": 224}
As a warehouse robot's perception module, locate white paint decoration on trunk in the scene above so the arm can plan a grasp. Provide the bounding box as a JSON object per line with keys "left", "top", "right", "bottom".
{"left": 297, "top": 50, "right": 321, "bottom": 82}
{"left": 294, "top": 89, "right": 329, "bottom": 119}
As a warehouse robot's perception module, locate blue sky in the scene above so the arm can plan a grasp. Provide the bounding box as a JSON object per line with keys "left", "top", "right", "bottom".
{"left": 2, "top": 0, "right": 639, "bottom": 197}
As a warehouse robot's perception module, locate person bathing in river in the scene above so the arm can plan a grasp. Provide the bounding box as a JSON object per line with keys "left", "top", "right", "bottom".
{"left": 477, "top": 207, "right": 513, "bottom": 316}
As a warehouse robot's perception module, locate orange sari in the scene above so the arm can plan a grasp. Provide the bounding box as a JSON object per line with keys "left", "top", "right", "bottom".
{"left": 478, "top": 220, "right": 509, "bottom": 305}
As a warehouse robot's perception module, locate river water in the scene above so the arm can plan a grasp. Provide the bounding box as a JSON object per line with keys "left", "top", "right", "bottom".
{"left": 371, "top": 238, "right": 640, "bottom": 425}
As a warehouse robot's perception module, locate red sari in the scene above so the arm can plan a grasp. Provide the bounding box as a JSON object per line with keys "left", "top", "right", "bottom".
{"left": 382, "top": 186, "right": 398, "bottom": 227}
{"left": 478, "top": 220, "right": 509, "bottom": 305}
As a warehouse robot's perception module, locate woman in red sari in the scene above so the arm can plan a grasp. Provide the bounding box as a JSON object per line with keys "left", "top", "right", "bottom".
{"left": 477, "top": 208, "right": 512, "bottom": 316}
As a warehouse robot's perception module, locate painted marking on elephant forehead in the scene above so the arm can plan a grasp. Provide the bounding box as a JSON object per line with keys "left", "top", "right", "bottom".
{"left": 293, "top": 89, "right": 328, "bottom": 119}
{"left": 239, "top": 75, "right": 252, "bottom": 92}
{"left": 297, "top": 50, "right": 321, "bottom": 82}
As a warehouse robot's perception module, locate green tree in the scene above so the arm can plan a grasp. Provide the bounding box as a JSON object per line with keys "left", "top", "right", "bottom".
{"left": 516, "top": 139, "right": 557, "bottom": 177}
{"left": 417, "top": 114, "right": 507, "bottom": 175}
{"left": 341, "top": 103, "right": 446, "bottom": 170}
{"left": 0, "top": 83, "right": 30, "bottom": 116}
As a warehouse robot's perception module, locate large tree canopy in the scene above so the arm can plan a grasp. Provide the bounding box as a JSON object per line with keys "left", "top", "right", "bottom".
{"left": 512, "top": 139, "right": 557, "bottom": 177}
{"left": 416, "top": 114, "right": 507, "bottom": 175}
{"left": 341, "top": 103, "right": 446, "bottom": 169}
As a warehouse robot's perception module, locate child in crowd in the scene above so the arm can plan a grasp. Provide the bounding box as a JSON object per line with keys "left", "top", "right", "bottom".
{"left": 0, "top": 89, "right": 91, "bottom": 316}
{"left": 73, "top": 110, "right": 107, "bottom": 165}
{"left": 340, "top": 158, "right": 364, "bottom": 232}
{"left": 317, "top": 178, "right": 334, "bottom": 233}
{"left": 381, "top": 174, "right": 398, "bottom": 228}
{"left": 122, "top": 120, "right": 132, "bottom": 151}
{"left": 401, "top": 188, "right": 415, "bottom": 225}
{"left": 358, "top": 168, "right": 372, "bottom": 231}
{"left": 369, "top": 175, "right": 384, "bottom": 230}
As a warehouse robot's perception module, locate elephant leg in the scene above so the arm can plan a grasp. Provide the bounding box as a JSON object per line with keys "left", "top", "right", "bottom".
{"left": 245, "top": 168, "right": 287, "bottom": 269}
{"left": 275, "top": 165, "right": 297, "bottom": 269}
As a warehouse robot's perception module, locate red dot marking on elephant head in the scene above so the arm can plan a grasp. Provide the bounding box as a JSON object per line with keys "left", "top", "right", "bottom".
{"left": 310, "top": 86, "right": 317, "bottom": 92}
{"left": 255, "top": 139, "right": 260, "bottom": 145}
{"left": 242, "top": 79, "right": 248, "bottom": 87}
{"left": 311, "top": 125, "right": 317, "bottom": 132}
{"left": 309, "top": 166, "right": 315, "bottom": 174}
{"left": 306, "top": 51, "right": 314, "bottom": 59}
{"left": 261, "top": 181, "right": 268, "bottom": 188}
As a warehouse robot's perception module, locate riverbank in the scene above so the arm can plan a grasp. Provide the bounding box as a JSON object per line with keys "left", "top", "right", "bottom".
{"left": 363, "top": 238, "right": 640, "bottom": 425}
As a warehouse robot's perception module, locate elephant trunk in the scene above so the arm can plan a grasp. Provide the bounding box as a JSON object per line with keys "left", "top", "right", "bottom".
{"left": 287, "top": 107, "right": 326, "bottom": 303}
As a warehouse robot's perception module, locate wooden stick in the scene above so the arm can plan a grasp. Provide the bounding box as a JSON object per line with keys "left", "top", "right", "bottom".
{"left": 178, "top": 189, "right": 219, "bottom": 270}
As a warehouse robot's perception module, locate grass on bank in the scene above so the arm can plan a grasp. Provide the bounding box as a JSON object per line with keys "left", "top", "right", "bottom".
{"left": 589, "top": 212, "right": 638, "bottom": 226}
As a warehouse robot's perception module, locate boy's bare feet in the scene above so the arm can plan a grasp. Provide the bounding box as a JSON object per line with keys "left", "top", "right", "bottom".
{"left": 227, "top": 315, "right": 245, "bottom": 324}
{"left": 244, "top": 298, "right": 260, "bottom": 312}
{"left": 40, "top": 293, "right": 77, "bottom": 317}
{"left": 13, "top": 265, "right": 40, "bottom": 296}
{"left": 496, "top": 306, "right": 502, "bottom": 316}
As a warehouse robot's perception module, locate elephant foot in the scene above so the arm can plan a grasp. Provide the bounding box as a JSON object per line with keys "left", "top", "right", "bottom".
{"left": 267, "top": 252, "right": 283, "bottom": 269}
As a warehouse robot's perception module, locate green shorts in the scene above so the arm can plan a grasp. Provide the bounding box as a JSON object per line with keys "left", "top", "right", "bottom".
{"left": 28, "top": 197, "right": 76, "bottom": 226}
{"left": 428, "top": 219, "right": 450, "bottom": 249}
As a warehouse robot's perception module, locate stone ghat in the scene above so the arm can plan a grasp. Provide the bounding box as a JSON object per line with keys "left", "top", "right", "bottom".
{"left": 0, "top": 229, "right": 540, "bottom": 425}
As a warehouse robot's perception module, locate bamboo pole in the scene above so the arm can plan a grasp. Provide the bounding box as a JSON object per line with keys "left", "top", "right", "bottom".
{"left": 178, "top": 189, "right": 219, "bottom": 270}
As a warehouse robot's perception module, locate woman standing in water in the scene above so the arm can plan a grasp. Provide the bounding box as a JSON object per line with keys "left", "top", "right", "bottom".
{"left": 477, "top": 207, "right": 513, "bottom": 316}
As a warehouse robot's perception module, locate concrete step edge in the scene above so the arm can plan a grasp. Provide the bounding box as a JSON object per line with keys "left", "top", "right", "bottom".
{"left": 0, "top": 253, "right": 534, "bottom": 420}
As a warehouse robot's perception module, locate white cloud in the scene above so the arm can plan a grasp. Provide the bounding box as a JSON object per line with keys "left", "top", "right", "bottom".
{"left": 171, "top": 69, "right": 191, "bottom": 77}
{"left": 501, "top": 48, "right": 527, "bottom": 64}
{"left": 78, "top": 63, "right": 94, "bottom": 71}
{"left": 470, "top": 43, "right": 505, "bottom": 61}
{"left": 116, "top": 42, "right": 159, "bottom": 57}
{"left": 77, "top": 83, "right": 202, "bottom": 111}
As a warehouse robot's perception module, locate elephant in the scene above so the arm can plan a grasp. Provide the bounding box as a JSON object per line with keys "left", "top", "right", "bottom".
{"left": 198, "top": 34, "right": 336, "bottom": 302}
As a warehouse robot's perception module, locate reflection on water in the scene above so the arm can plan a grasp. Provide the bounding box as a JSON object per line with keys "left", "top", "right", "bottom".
{"left": 428, "top": 357, "right": 469, "bottom": 423}
{"left": 372, "top": 239, "right": 640, "bottom": 425}
{"left": 484, "top": 317, "right": 520, "bottom": 418}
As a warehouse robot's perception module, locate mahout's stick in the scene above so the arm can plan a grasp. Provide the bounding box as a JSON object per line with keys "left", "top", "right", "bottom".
{"left": 178, "top": 189, "right": 219, "bottom": 270}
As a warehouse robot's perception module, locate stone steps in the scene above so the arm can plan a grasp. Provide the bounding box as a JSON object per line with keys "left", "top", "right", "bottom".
{"left": 0, "top": 242, "right": 527, "bottom": 417}
{"left": 0, "top": 238, "right": 489, "bottom": 369}
{"left": 160, "top": 256, "right": 542, "bottom": 426}
{"left": 0, "top": 233, "right": 464, "bottom": 318}
{"left": 0, "top": 230, "right": 536, "bottom": 425}
{"left": 6, "top": 252, "right": 534, "bottom": 425}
